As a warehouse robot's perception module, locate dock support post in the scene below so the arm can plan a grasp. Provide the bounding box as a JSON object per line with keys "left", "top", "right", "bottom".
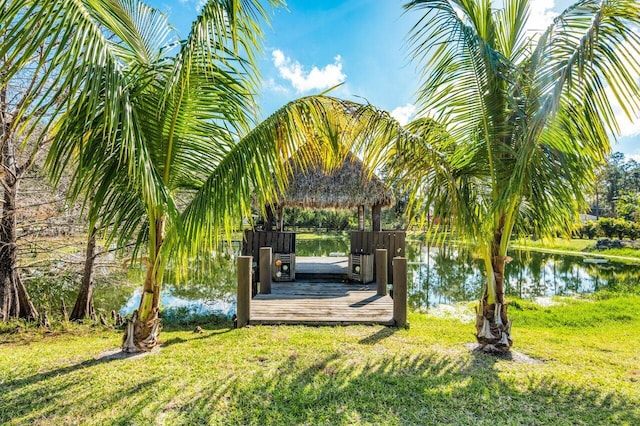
{"left": 237, "top": 256, "right": 252, "bottom": 328}
{"left": 259, "top": 247, "right": 272, "bottom": 294}
{"left": 372, "top": 204, "right": 382, "bottom": 231}
{"left": 375, "top": 249, "right": 387, "bottom": 296}
{"left": 392, "top": 256, "right": 407, "bottom": 327}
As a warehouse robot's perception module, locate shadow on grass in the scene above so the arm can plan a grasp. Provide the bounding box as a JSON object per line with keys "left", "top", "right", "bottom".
{"left": 1, "top": 336, "right": 638, "bottom": 425}
{"left": 358, "top": 327, "right": 397, "bottom": 345}
{"left": 162, "top": 326, "right": 233, "bottom": 347}
{"left": 0, "top": 323, "right": 231, "bottom": 395}
{"left": 176, "top": 349, "right": 639, "bottom": 425}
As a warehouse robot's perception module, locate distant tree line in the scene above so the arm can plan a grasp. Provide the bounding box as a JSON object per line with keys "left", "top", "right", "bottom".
{"left": 255, "top": 202, "right": 408, "bottom": 232}
{"left": 592, "top": 152, "right": 640, "bottom": 219}
{"left": 578, "top": 218, "right": 640, "bottom": 240}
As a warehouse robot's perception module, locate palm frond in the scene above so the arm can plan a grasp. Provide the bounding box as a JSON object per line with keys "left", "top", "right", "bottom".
{"left": 174, "top": 96, "right": 412, "bottom": 270}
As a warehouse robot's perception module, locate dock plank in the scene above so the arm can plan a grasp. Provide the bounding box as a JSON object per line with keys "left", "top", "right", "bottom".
{"left": 249, "top": 279, "right": 394, "bottom": 326}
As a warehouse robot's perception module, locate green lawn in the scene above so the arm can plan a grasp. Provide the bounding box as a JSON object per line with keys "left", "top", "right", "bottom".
{"left": 1, "top": 294, "right": 639, "bottom": 425}
{"left": 512, "top": 237, "right": 595, "bottom": 252}
{"left": 512, "top": 237, "right": 640, "bottom": 262}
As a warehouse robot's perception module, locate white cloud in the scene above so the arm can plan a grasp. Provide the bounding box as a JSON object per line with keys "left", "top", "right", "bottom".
{"left": 265, "top": 78, "right": 290, "bottom": 95}
{"left": 390, "top": 103, "right": 417, "bottom": 125}
{"left": 524, "top": 0, "right": 558, "bottom": 36}
{"left": 272, "top": 49, "right": 346, "bottom": 93}
{"left": 196, "top": 0, "right": 207, "bottom": 11}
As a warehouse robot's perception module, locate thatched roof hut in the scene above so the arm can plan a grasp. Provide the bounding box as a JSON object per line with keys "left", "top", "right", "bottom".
{"left": 277, "top": 152, "right": 392, "bottom": 210}
{"left": 263, "top": 152, "right": 393, "bottom": 232}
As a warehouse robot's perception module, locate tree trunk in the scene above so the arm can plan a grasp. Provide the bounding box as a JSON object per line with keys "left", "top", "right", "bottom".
{"left": 0, "top": 32, "right": 48, "bottom": 323}
{"left": 70, "top": 227, "right": 97, "bottom": 321}
{"left": 475, "top": 227, "right": 512, "bottom": 352}
{"left": 122, "top": 216, "right": 164, "bottom": 352}
{"left": 0, "top": 120, "right": 38, "bottom": 321}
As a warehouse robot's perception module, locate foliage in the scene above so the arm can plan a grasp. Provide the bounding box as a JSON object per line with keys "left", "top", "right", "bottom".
{"left": 576, "top": 218, "right": 640, "bottom": 240}
{"left": 615, "top": 191, "right": 640, "bottom": 222}
{"left": 1, "top": 295, "right": 639, "bottom": 424}
{"left": 577, "top": 221, "right": 598, "bottom": 239}
{"left": 512, "top": 237, "right": 594, "bottom": 253}
{"left": 592, "top": 152, "right": 640, "bottom": 217}
{"left": 401, "top": 0, "right": 640, "bottom": 251}
{"left": 597, "top": 217, "right": 620, "bottom": 238}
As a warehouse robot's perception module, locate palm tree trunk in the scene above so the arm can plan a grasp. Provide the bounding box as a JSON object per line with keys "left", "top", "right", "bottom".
{"left": 122, "top": 216, "right": 164, "bottom": 352}
{"left": 475, "top": 232, "right": 512, "bottom": 352}
{"left": 70, "top": 227, "right": 97, "bottom": 321}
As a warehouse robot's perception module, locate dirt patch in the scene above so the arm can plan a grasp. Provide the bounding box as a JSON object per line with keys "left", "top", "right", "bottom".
{"left": 465, "top": 343, "right": 545, "bottom": 365}
{"left": 426, "top": 304, "right": 476, "bottom": 323}
{"left": 96, "top": 346, "right": 161, "bottom": 361}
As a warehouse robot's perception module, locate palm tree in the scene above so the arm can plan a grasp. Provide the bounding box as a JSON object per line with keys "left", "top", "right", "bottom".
{"left": 2, "top": 0, "right": 408, "bottom": 351}
{"left": 2, "top": 0, "right": 284, "bottom": 348}
{"left": 400, "top": 0, "right": 640, "bottom": 351}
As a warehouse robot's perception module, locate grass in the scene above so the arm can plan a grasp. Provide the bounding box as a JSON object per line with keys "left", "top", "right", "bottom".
{"left": 295, "top": 231, "right": 349, "bottom": 240}
{"left": 512, "top": 237, "right": 595, "bottom": 252}
{"left": 512, "top": 237, "right": 640, "bottom": 262}
{"left": 1, "top": 295, "right": 639, "bottom": 425}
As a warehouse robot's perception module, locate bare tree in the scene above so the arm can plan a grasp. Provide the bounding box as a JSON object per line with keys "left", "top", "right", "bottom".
{"left": 0, "top": 18, "right": 56, "bottom": 321}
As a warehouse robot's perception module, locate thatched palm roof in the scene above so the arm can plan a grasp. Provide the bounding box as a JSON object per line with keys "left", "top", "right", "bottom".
{"left": 277, "top": 152, "right": 392, "bottom": 210}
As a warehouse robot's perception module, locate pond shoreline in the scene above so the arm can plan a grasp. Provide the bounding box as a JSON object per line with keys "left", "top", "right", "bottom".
{"left": 510, "top": 244, "right": 640, "bottom": 264}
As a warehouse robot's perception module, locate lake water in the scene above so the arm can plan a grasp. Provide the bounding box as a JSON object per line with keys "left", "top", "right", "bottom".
{"left": 296, "top": 237, "right": 640, "bottom": 312}
{"left": 36, "top": 234, "right": 638, "bottom": 318}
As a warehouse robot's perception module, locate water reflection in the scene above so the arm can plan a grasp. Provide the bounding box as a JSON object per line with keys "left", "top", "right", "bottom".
{"left": 28, "top": 236, "right": 640, "bottom": 317}
{"left": 120, "top": 288, "right": 235, "bottom": 318}
{"left": 295, "top": 234, "right": 350, "bottom": 256}
{"left": 408, "top": 243, "right": 640, "bottom": 311}
{"left": 296, "top": 236, "right": 640, "bottom": 310}
{"left": 119, "top": 254, "right": 239, "bottom": 318}
{"left": 26, "top": 269, "right": 139, "bottom": 318}
{"left": 408, "top": 244, "right": 485, "bottom": 311}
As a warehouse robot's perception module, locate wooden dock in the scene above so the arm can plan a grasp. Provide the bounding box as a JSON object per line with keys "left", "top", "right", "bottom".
{"left": 250, "top": 280, "right": 395, "bottom": 326}
{"left": 296, "top": 256, "right": 348, "bottom": 276}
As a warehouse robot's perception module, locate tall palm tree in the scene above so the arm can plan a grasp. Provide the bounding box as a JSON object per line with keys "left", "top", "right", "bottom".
{"left": 400, "top": 0, "right": 640, "bottom": 351}
{"left": 2, "top": 0, "right": 283, "bottom": 348}
{"left": 2, "top": 0, "right": 408, "bottom": 351}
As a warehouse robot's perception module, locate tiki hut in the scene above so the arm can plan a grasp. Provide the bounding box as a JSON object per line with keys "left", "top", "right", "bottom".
{"left": 265, "top": 152, "right": 393, "bottom": 232}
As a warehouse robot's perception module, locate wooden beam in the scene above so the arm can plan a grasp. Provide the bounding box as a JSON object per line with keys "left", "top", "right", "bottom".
{"left": 276, "top": 205, "right": 284, "bottom": 232}
{"left": 236, "top": 256, "right": 252, "bottom": 328}
{"left": 372, "top": 204, "right": 382, "bottom": 231}
{"left": 375, "top": 249, "right": 387, "bottom": 296}
{"left": 392, "top": 256, "right": 408, "bottom": 327}
{"left": 358, "top": 205, "right": 365, "bottom": 231}
{"left": 259, "top": 247, "right": 272, "bottom": 294}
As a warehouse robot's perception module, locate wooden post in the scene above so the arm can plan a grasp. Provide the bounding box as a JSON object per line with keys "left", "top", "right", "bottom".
{"left": 372, "top": 204, "right": 382, "bottom": 231}
{"left": 375, "top": 249, "right": 387, "bottom": 296}
{"left": 392, "top": 256, "right": 408, "bottom": 327}
{"left": 236, "top": 256, "right": 252, "bottom": 328}
{"left": 358, "top": 205, "right": 365, "bottom": 231}
{"left": 276, "top": 205, "right": 284, "bottom": 232}
{"left": 259, "top": 247, "right": 272, "bottom": 294}
{"left": 264, "top": 205, "right": 275, "bottom": 231}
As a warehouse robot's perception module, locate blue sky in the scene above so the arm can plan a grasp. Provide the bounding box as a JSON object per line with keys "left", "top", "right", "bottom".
{"left": 151, "top": 0, "right": 640, "bottom": 159}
